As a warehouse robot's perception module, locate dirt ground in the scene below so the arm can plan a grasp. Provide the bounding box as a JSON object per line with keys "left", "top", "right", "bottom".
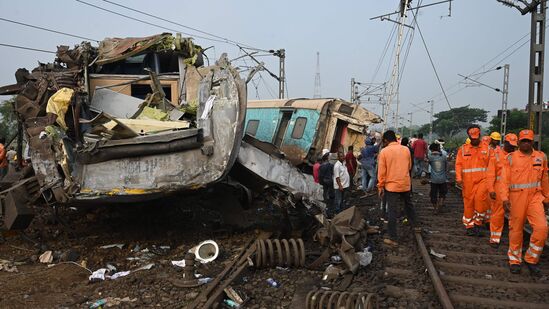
{"left": 0, "top": 182, "right": 430, "bottom": 308}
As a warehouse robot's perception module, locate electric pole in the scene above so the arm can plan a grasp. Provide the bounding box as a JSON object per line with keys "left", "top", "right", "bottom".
{"left": 408, "top": 112, "right": 413, "bottom": 136}
{"left": 500, "top": 64, "right": 510, "bottom": 135}
{"left": 275, "top": 49, "right": 286, "bottom": 99}
{"left": 314, "top": 52, "right": 321, "bottom": 98}
{"left": 497, "top": 0, "right": 545, "bottom": 148}
{"left": 429, "top": 100, "right": 434, "bottom": 143}
{"left": 351, "top": 78, "right": 356, "bottom": 103}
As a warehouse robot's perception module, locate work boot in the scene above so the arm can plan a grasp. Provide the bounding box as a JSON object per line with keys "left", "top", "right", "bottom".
{"left": 474, "top": 225, "right": 483, "bottom": 237}
{"left": 489, "top": 242, "right": 500, "bottom": 249}
{"left": 466, "top": 228, "right": 475, "bottom": 236}
{"left": 509, "top": 264, "right": 521, "bottom": 274}
{"left": 526, "top": 263, "right": 542, "bottom": 277}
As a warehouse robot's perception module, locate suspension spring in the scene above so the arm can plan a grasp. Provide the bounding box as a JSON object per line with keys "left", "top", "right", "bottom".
{"left": 305, "top": 290, "right": 378, "bottom": 309}
{"left": 254, "top": 238, "right": 306, "bottom": 268}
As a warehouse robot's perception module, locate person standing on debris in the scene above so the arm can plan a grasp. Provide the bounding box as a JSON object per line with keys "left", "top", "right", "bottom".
{"left": 345, "top": 145, "right": 357, "bottom": 188}
{"left": 333, "top": 151, "right": 350, "bottom": 214}
{"left": 358, "top": 139, "right": 378, "bottom": 196}
{"left": 411, "top": 133, "right": 427, "bottom": 178}
{"left": 313, "top": 156, "right": 321, "bottom": 184}
{"left": 455, "top": 125, "right": 491, "bottom": 237}
{"left": 427, "top": 143, "right": 448, "bottom": 213}
{"left": 0, "top": 138, "right": 7, "bottom": 178}
{"left": 319, "top": 149, "right": 335, "bottom": 214}
{"left": 377, "top": 130, "right": 417, "bottom": 247}
{"left": 6, "top": 146, "right": 17, "bottom": 171}
{"left": 501, "top": 130, "right": 549, "bottom": 276}
{"left": 486, "top": 133, "right": 517, "bottom": 248}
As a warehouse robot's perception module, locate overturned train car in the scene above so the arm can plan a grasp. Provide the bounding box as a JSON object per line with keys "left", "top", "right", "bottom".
{"left": 244, "top": 98, "right": 381, "bottom": 167}
{"left": 0, "top": 33, "right": 246, "bottom": 229}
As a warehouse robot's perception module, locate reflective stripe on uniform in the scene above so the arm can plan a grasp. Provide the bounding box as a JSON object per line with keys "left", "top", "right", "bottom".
{"left": 462, "top": 167, "right": 487, "bottom": 173}
{"left": 491, "top": 232, "right": 502, "bottom": 236}
{"left": 530, "top": 242, "right": 543, "bottom": 251}
{"left": 490, "top": 238, "right": 500, "bottom": 243}
{"left": 508, "top": 255, "right": 521, "bottom": 262}
{"left": 509, "top": 182, "right": 541, "bottom": 189}
{"left": 526, "top": 249, "right": 540, "bottom": 258}
{"left": 496, "top": 176, "right": 501, "bottom": 181}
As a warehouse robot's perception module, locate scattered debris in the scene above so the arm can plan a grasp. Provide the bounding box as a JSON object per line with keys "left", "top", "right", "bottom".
{"left": 266, "top": 277, "right": 279, "bottom": 288}
{"left": 171, "top": 259, "right": 186, "bottom": 268}
{"left": 89, "top": 263, "right": 154, "bottom": 282}
{"left": 189, "top": 240, "right": 219, "bottom": 263}
{"left": 322, "top": 264, "right": 345, "bottom": 281}
{"left": 0, "top": 259, "right": 18, "bottom": 273}
{"left": 485, "top": 274, "right": 493, "bottom": 280}
{"left": 39, "top": 251, "right": 53, "bottom": 264}
{"left": 429, "top": 248, "right": 446, "bottom": 259}
{"left": 357, "top": 247, "right": 373, "bottom": 267}
{"left": 99, "top": 244, "right": 124, "bottom": 249}
{"left": 313, "top": 206, "right": 369, "bottom": 273}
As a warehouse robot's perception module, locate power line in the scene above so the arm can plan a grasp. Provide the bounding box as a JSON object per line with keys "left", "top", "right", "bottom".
{"left": 99, "top": 0, "right": 267, "bottom": 52}
{"left": 411, "top": 9, "right": 452, "bottom": 110}
{"left": 0, "top": 17, "right": 99, "bottom": 42}
{"left": 371, "top": 23, "right": 398, "bottom": 83}
{"left": 0, "top": 43, "right": 56, "bottom": 54}
{"left": 75, "top": 0, "right": 231, "bottom": 44}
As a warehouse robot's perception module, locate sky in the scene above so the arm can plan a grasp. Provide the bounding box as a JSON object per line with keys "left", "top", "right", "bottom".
{"left": 0, "top": 0, "right": 542, "bottom": 128}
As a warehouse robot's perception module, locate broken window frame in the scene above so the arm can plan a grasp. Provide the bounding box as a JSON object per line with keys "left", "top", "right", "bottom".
{"left": 291, "top": 117, "right": 307, "bottom": 139}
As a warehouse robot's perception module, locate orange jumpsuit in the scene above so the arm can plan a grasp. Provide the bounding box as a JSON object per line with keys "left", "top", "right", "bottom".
{"left": 486, "top": 147, "right": 508, "bottom": 244}
{"left": 455, "top": 143, "right": 491, "bottom": 229}
{"left": 484, "top": 145, "right": 501, "bottom": 224}
{"left": 501, "top": 150, "right": 549, "bottom": 265}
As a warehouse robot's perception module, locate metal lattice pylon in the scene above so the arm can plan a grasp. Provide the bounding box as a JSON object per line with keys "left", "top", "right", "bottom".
{"left": 313, "top": 52, "right": 321, "bottom": 98}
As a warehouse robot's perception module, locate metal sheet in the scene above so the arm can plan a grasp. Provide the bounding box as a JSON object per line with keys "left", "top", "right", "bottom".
{"left": 90, "top": 88, "right": 144, "bottom": 118}
{"left": 236, "top": 139, "right": 324, "bottom": 201}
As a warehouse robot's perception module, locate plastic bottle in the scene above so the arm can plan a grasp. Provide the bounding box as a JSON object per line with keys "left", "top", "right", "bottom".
{"left": 266, "top": 278, "right": 279, "bottom": 288}
{"left": 223, "top": 299, "right": 240, "bottom": 308}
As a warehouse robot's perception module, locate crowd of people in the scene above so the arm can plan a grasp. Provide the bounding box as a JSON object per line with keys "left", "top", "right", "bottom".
{"left": 312, "top": 125, "right": 549, "bottom": 276}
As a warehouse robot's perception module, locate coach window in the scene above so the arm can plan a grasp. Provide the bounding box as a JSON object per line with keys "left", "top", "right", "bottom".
{"left": 246, "top": 120, "right": 260, "bottom": 136}
{"left": 291, "top": 117, "right": 307, "bottom": 139}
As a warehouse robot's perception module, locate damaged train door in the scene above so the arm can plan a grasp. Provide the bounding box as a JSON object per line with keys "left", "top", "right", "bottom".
{"left": 273, "top": 110, "right": 293, "bottom": 148}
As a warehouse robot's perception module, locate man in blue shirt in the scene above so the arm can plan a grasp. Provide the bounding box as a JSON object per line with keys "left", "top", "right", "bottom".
{"left": 427, "top": 143, "right": 448, "bottom": 213}
{"left": 358, "top": 138, "right": 378, "bottom": 196}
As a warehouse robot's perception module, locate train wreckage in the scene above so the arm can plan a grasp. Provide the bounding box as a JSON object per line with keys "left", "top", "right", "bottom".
{"left": 0, "top": 33, "right": 380, "bottom": 233}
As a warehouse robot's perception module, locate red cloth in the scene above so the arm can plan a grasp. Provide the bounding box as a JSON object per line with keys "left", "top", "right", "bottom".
{"left": 345, "top": 152, "right": 357, "bottom": 176}
{"left": 411, "top": 139, "right": 427, "bottom": 159}
{"left": 313, "top": 162, "right": 321, "bottom": 183}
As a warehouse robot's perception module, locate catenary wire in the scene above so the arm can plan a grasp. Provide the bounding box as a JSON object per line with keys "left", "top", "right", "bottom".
{"left": 100, "top": 0, "right": 267, "bottom": 52}
{"left": 0, "top": 43, "right": 56, "bottom": 54}
{"left": 411, "top": 9, "right": 452, "bottom": 110}
{"left": 0, "top": 17, "right": 99, "bottom": 42}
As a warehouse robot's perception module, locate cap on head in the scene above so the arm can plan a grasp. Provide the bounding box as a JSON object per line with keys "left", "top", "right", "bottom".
{"left": 322, "top": 148, "right": 330, "bottom": 156}
{"left": 519, "top": 129, "right": 534, "bottom": 141}
{"left": 504, "top": 133, "right": 518, "bottom": 146}
{"left": 490, "top": 132, "right": 501, "bottom": 141}
{"left": 467, "top": 127, "right": 481, "bottom": 139}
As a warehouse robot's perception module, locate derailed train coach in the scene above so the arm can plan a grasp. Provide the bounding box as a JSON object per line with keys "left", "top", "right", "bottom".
{"left": 244, "top": 98, "right": 382, "bottom": 168}
{"left": 0, "top": 33, "right": 246, "bottom": 229}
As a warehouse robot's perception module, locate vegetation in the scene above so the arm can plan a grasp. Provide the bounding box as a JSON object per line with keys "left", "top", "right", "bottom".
{"left": 0, "top": 97, "right": 18, "bottom": 142}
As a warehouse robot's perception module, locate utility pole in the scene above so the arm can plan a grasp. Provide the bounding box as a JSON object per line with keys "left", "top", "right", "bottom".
{"left": 351, "top": 78, "right": 356, "bottom": 103}
{"left": 314, "top": 52, "right": 321, "bottom": 98}
{"left": 500, "top": 64, "right": 510, "bottom": 135}
{"left": 408, "top": 112, "right": 413, "bottom": 136}
{"left": 497, "top": 0, "right": 545, "bottom": 148}
{"left": 429, "top": 100, "right": 434, "bottom": 143}
{"left": 275, "top": 49, "right": 286, "bottom": 99}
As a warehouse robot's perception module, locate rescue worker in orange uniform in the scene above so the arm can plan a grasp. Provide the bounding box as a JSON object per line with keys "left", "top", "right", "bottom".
{"left": 501, "top": 130, "right": 549, "bottom": 275}
{"left": 455, "top": 125, "right": 491, "bottom": 236}
{"left": 486, "top": 133, "right": 517, "bottom": 248}
{"left": 484, "top": 132, "right": 502, "bottom": 224}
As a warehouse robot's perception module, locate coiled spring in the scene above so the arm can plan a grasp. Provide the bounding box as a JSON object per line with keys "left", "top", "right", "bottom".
{"left": 254, "top": 238, "right": 306, "bottom": 268}
{"left": 305, "top": 290, "right": 377, "bottom": 309}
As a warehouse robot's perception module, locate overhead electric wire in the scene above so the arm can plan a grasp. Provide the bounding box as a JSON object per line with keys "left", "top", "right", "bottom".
{"left": 0, "top": 43, "right": 56, "bottom": 54}
{"left": 371, "top": 23, "right": 398, "bottom": 83}
{"left": 99, "top": 0, "right": 267, "bottom": 52}
{"left": 76, "top": 0, "right": 235, "bottom": 44}
{"left": 411, "top": 9, "right": 452, "bottom": 110}
{"left": 0, "top": 17, "right": 99, "bottom": 42}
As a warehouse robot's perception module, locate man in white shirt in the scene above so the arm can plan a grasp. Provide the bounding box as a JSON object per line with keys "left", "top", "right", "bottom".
{"left": 333, "top": 151, "right": 350, "bottom": 214}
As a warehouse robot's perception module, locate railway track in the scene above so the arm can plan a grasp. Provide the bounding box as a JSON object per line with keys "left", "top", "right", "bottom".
{"left": 411, "top": 182, "right": 549, "bottom": 308}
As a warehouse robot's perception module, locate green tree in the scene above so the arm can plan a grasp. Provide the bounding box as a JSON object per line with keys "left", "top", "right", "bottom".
{"left": 431, "top": 105, "right": 488, "bottom": 137}
{"left": 0, "top": 97, "right": 18, "bottom": 142}
{"left": 488, "top": 108, "right": 529, "bottom": 134}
